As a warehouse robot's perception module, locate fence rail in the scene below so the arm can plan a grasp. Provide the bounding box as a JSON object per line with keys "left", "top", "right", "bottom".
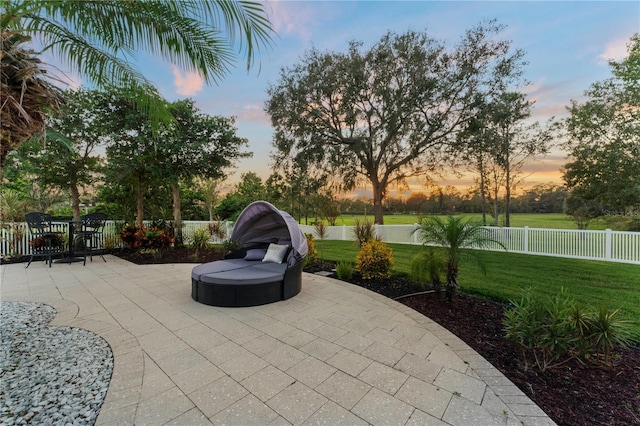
{"left": 298, "top": 224, "right": 640, "bottom": 265}
{"left": 2, "top": 221, "right": 638, "bottom": 265}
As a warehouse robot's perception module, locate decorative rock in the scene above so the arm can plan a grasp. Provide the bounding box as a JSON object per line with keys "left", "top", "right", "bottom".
{"left": 0, "top": 302, "right": 113, "bottom": 425}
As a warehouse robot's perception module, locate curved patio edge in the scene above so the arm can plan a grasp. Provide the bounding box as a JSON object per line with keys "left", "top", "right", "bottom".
{"left": 0, "top": 257, "right": 556, "bottom": 425}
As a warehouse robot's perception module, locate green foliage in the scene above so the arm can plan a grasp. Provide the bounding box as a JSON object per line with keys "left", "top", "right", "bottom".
{"left": 315, "top": 239, "right": 640, "bottom": 336}
{"left": 410, "top": 249, "right": 446, "bottom": 294}
{"left": 589, "top": 306, "right": 634, "bottom": 362}
{"left": 335, "top": 261, "right": 354, "bottom": 280}
{"left": 222, "top": 239, "right": 243, "bottom": 254}
{"left": 1, "top": 0, "right": 273, "bottom": 154}
{"left": 101, "top": 234, "right": 120, "bottom": 250}
{"left": 563, "top": 35, "right": 640, "bottom": 215}
{"left": 415, "top": 215, "right": 505, "bottom": 301}
{"left": 504, "top": 288, "right": 635, "bottom": 371}
{"left": 356, "top": 239, "right": 394, "bottom": 280}
{"left": 190, "top": 228, "right": 211, "bottom": 250}
{"left": 304, "top": 233, "right": 319, "bottom": 266}
{"left": 267, "top": 22, "right": 525, "bottom": 224}
{"left": 352, "top": 218, "right": 376, "bottom": 247}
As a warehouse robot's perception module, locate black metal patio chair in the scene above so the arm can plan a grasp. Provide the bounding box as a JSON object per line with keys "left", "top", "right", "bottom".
{"left": 73, "top": 213, "right": 108, "bottom": 265}
{"left": 25, "top": 212, "right": 65, "bottom": 268}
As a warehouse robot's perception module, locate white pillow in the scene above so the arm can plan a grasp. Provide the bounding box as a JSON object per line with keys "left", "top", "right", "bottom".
{"left": 244, "top": 248, "right": 267, "bottom": 261}
{"left": 262, "top": 243, "right": 289, "bottom": 264}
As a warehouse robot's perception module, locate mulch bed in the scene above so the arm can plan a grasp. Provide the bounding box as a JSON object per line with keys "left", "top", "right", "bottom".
{"left": 5, "top": 248, "right": 639, "bottom": 425}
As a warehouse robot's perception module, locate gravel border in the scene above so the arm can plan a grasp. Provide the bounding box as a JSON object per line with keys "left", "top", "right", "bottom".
{"left": 0, "top": 302, "right": 113, "bottom": 425}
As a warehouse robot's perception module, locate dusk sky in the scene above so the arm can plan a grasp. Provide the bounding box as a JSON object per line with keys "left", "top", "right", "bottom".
{"left": 53, "top": 1, "right": 639, "bottom": 195}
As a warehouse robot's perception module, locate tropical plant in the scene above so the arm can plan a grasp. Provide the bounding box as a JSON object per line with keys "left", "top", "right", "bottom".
{"left": 410, "top": 249, "right": 446, "bottom": 295}
{"left": 355, "top": 239, "right": 394, "bottom": 280}
{"left": 190, "top": 228, "right": 211, "bottom": 251}
{"left": 0, "top": 0, "right": 273, "bottom": 167}
{"left": 207, "top": 217, "right": 226, "bottom": 240}
{"left": 414, "top": 215, "right": 505, "bottom": 301}
{"left": 504, "top": 288, "right": 635, "bottom": 371}
{"left": 589, "top": 306, "right": 634, "bottom": 363}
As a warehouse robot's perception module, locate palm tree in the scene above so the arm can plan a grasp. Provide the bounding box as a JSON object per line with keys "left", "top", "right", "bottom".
{"left": 0, "top": 0, "right": 273, "bottom": 170}
{"left": 0, "top": 30, "right": 63, "bottom": 177}
{"left": 414, "top": 216, "right": 505, "bottom": 302}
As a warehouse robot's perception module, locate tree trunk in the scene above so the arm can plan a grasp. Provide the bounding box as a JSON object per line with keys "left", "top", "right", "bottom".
{"left": 446, "top": 262, "right": 459, "bottom": 302}
{"left": 371, "top": 180, "right": 385, "bottom": 225}
{"left": 69, "top": 182, "right": 81, "bottom": 221}
{"left": 505, "top": 162, "right": 511, "bottom": 227}
{"left": 136, "top": 174, "right": 144, "bottom": 228}
{"left": 172, "top": 183, "right": 183, "bottom": 247}
{"left": 479, "top": 159, "right": 487, "bottom": 226}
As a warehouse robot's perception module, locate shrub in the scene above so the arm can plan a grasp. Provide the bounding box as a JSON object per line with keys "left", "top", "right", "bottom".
{"left": 589, "top": 306, "right": 634, "bottom": 362}
{"left": 30, "top": 233, "right": 64, "bottom": 249}
{"left": 305, "top": 233, "right": 319, "bottom": 266}
{"left": 314, "top": 220, "right": 328, "bottom": 240}
{"left": 120, "top": 225, "right": 174, "bottom": 250}
{"left": 356, "top": 239, "right": 394, "bottom": 280}
{"left": 190, "top": 228, "right": 211, "bottom": 250}
{"left": 335, "top": 261, "right": 354, "bottom": 280}
{"left": 410, "top": 249, "right": 446, "bottom": 294}
{"left": 503, "top": 288, "right": 634, "bottom": 371}
{"left": 503, "top": 288, "right": 576, "bottom": 372}
{"left": 352, "top": 218, "right": 376, "bottom": 247}
{"left": 208, "top": 217, "right": 226, "bottom": 240}
{"left": 102, "top": 234, "right": 120, "bottom": 250}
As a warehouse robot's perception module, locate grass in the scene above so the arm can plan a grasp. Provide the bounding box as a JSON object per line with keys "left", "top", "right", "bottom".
{"left": 316, "top": 239, "right": 640, "bottom": 337}
{"left": 315, "top": 213, "right": 580, "bottom": 229}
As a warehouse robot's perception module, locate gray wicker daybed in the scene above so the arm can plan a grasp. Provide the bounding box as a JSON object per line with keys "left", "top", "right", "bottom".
{"left": 191, "top": 201, "right": 308, "bottom": 307}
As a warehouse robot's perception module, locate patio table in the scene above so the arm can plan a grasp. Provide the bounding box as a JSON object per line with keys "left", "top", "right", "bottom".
{"left": 54, "top": 220, "right": 84, "bottom": 264}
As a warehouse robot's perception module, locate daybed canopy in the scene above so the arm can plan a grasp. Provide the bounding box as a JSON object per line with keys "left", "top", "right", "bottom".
{"left": 230, "top": 201, "right": 308, "bottom": 264}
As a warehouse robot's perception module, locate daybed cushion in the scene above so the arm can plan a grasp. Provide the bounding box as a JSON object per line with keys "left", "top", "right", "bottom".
{"left": 191, "top": 259, "right": 252, "bottom": 281}
{"left": 262, "top": 243, "right": 289, "bottom": 264}
{"left": 198, "top": 262, "right": 287, "bottom": 285}
{"left": 244, "top": 248, "right": 267, "bottom": 261}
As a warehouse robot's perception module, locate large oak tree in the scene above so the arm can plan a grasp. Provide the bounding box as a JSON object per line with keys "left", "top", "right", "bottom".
{"left": 266, "top": 22, "right": 526, "bottom": 223}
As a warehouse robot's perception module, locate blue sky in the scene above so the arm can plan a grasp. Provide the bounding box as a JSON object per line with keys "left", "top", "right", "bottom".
{"left": 56, "top": 1, "right": 640, "bottom": 193}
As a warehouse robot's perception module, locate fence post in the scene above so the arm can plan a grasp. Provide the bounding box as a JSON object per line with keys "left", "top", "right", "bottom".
{"left": 524, "top": 226, "right": 529, "bottom": 253}
{"left": 605, "top": 228, "right": 612, "bottom": 260}
{"left": 342, "top": 225, "right": 347, "bottom": 241}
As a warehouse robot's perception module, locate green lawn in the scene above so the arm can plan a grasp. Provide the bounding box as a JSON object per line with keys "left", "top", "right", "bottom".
{"left": 316, "top": 240, "right": 640, "bottom": 338}
{"left": 319, "top": 213, "right": 579, "bottom": 229}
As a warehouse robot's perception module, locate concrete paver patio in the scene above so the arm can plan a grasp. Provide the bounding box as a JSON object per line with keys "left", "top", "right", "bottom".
{"left": 1, "top": 256, "right": 555, "bottom": 425}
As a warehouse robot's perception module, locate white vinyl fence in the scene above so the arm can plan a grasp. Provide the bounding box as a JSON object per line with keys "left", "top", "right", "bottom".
{"left": 0, "top": 220, "right": 234, "bottom": 259}
{"left": 299, "top": 224, "right": 640, "bottom": 265}
{"left": 2, "top": 221, "right": 638, "bottom": 265}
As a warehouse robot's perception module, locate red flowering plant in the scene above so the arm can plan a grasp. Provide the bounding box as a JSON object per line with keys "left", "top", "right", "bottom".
{"left": 30, "top": 233, "right": 64, "bottom": 250}
{"left": 120, "top": 225, "right": 174, "bottom": 250}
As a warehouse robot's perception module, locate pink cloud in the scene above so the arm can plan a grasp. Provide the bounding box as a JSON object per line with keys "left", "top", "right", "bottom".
{"left": 238, "top": 103, "right": 270, "bottom": 124}
{"left": 599, "top": 37, "right": 630, "bottom": 62}
{"left": 265, "top": 1, "right": 313, "bottom": 38}
{"left": 171, "top": 66, "right": 204, "bottom": 96}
